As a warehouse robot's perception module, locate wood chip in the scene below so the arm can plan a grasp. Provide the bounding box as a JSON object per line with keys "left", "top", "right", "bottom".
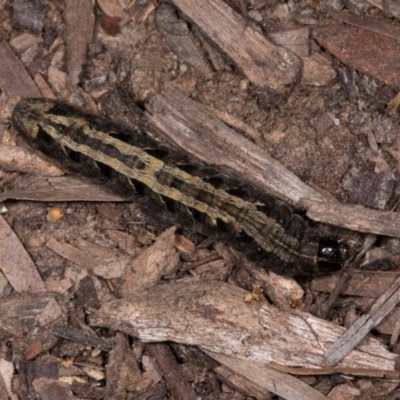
{"left": 106, "top": 230, "right": 140, "bottom": 256}
{"left": 65, "top": 0, "right": 95, "bottom": 86}
{"left": 97, "top": 0, "right": 128, "bottom": 20}
{"left": 34, "top": 73, "right": 56, "bottom": 99}
{"left": 268, "top": 28, "right": 310, "bottom": 58}
{"left": 0, "top": 215, "right": 45, "bottom": 293}
{"left": 105, "top": 333, "right": 142, "bottom": 398}
{"left": 9, "top": 33, "right": 43, "bottom": 52}
{"left": 122, "top": 226, "right": 180, "bottom": 296}
{"left": 44, "top": 279, "right": 73, "bottom": 294}
{"left": 331, "top": 10, "right": 400, "bottom": 41}
{"left": 302, "top": 53, "right": 337, "bottom": 86}
{"left": 170, "top": 0, "right": 302, "bottom": 99}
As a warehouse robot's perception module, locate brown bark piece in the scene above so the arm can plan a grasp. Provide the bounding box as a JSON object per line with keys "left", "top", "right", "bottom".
{"left": 170, "top": 0, "right": 302, "bottom": 98}
{"left": 105, "top": 332, "right": 141, "bottom": 399}
{"left": 65, "top": 0, "right": 95, "bottom": 86}
{"left": 155, "top": 4, "right": 212, "bottom": 76}
{"left": 147, "top": 343, "right": 196, "bottom": 400}
{"left": 25, "top": 338, "right": 45, "bottom": 360}
{"left": 0, "top": 293, "right": 62, "bottom": 337}
{"left": 311, "top": 271, "right": 400, "bottom": 298}
{"left": 377, "top": 308, "right": 400, "bottom": 335}
{"left": 44, "top": 279, "right": 73, "bottom": 294}
{"left": 32, "top": 378, "right": 75, "bottom": 400}
{"left": 91, "top": 281, "right": 397, "bottom": 371}
{"left": 0, "top": 41, "right": 41, "bottom": 98}
{"left": 312, "top": 24, "right": 400, "bottom": 88}
{"left": 0, "top": 215, "right": 45, "bottom": 293}
{"left": 122, "top": 226, "right": 179, "bottom": 296}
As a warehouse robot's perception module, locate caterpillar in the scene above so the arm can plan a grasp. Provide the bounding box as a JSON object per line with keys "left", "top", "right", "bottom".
{"left": 12, "top": 98, "right": 347, "bottom": 276}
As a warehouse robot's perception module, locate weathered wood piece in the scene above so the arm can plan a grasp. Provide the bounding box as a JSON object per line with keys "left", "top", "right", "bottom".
{"left": 0, "top": 215, "right": 45, "bottom": 293}
{"left": 90, "top": 281, "right": 397, "bottom": 371}
{"left": 323, "top": 276, "right": 400, "bottom": 366}
{"left": 146, "top": 88, "right": 325, "bottom": 209}
{"left": 308, "top": 201, "right": 400, "bottom": 238}
{"left": 170, "top": 0, "right": 302, "bottom": 99}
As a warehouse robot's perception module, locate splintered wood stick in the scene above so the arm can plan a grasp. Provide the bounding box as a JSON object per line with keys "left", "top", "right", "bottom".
{"left": 323, "top": 276, "right": 400, "bottom": 366}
